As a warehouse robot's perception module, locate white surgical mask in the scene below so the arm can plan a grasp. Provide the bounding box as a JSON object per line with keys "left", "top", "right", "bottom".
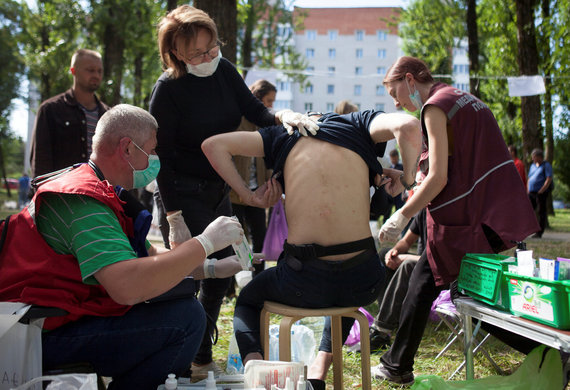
{"left": 186, "top": 49, "right": 222, "bottom": 77}
{"left": 405, "top": 79, "right": 423, "bottom": 110}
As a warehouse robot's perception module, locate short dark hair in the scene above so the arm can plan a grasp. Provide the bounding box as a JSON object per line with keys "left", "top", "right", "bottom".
{"left": 389, "top": 149, "right": 399, "bottom": 158}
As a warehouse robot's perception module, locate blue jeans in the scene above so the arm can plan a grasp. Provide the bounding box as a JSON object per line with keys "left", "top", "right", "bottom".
{"left": 42, "top": 298, "right": 206, "bottom": 390}
{"left": 234, "top": 248, "right": 384, "bottom": 359}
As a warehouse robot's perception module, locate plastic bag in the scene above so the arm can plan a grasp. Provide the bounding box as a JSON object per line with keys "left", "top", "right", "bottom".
{"left": 411, "top": 345, "right": 562, "bottom": 390}
{"left": 226, "top": 332, "right": 243, "bottom": 374}
{"left": 429, "top": 290, "right": 455, "bottom": 322}
{"left": 344, "top": 307, "right": 374, "bottom": 347}
{"left": 268, "top": 324, "right": 316, "bottom": 365}
{"left": 0, "top": 303, "right": 43, "bottom": 390}
{"left": 262, "top": 199, "right": 288, "bottom": 260}
{"left": 10, "top": 374, "right": 97, "bottom": 390}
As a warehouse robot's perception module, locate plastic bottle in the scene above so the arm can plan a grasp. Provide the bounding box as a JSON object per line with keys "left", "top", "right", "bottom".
{"left": 296, "top": 375, "right": 306, "bottom": 390}
{"left": 285, "top": 377, "right": 294, "bottom": 390}
{"left": 164, "top": 373, "right": 177, "bottom": 390}
{"left": 205, "top": 371, "right": 217, "bottom": 390}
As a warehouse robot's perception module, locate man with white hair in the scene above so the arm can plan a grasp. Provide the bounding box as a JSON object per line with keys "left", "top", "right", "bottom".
{"left": 30, "top": 49, "right": 109, "bottom": 177}
{"left": 0, "top": 104, "right": 246, "bottom": 389}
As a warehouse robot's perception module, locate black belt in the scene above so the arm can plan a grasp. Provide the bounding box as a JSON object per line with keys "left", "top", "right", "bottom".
{"left": 283, "top": 237, "right": 376, "bottom": 271}
{"left": 283, "top": 237, "right": 375, "bottom": 259}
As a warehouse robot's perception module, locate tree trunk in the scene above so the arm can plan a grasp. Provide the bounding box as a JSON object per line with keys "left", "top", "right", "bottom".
{"left": 514, "top": 0, "right": 542, "bottom": 162}
{"left": 240, "top": 0, "right": 256, "bottom": 79}
{"left": 102, "top": 19, "right": 125, "bottom": 106}
{"left": 194, "top": 0, "right": 238, "bottom": 64}
{"left": 133, "top": 53, "right": 143, "bottom": 108}
{"left": 466, "top": 0, "right": 480, "bottom": 98}
{"left": 540, "top": 0, "right": 554, "bottom": 163}
{"left": 167, "top": 0, "right": 178, "bottom": 11}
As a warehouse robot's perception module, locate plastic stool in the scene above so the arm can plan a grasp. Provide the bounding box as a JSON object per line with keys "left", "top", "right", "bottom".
{"left": 260, "top": 301, "right": 371, "bottom": 390}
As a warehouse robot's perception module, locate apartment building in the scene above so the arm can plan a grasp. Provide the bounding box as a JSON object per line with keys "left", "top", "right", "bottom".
{"left": 288, "top": 7, "right": 403, "bottom": 114}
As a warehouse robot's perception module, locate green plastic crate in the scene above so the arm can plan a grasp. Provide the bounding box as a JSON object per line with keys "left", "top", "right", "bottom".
{"left": 505, "top": 272, "right": 570, "bottom": 329}
{"left": 457, "top": 253, "right": 515, "bottom": 311}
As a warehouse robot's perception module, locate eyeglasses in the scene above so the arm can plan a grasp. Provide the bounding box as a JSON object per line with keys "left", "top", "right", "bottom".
{"left": 174, "top": 42, "right": 221, "bottom": 65}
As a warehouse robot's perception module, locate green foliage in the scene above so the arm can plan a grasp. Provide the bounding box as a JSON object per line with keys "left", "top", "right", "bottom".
{"left": 19, "top": 0, "right": 86, "bottom": 102}
{"left": 399, "top": 0, "right": 465, "bottom": 81}
{"left": 0, "top": 0, "right": 24, "bottom": 118}
{"left": 237, "top": 0, "right": 308, "bottom": 86}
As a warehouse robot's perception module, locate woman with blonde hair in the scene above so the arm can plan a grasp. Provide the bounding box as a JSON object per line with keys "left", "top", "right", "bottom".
{"left": 149, "top": 5, "right": 316, "bottom": 379}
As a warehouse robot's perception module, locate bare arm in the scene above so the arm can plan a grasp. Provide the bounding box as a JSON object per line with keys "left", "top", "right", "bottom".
{"left": 95, "top": 238, "right": 207, "bottom": 305}
{"left": 369, "top": 112, "right": 422, "bottom": 188}
{"left": 399, "top": 106, "right": 448, "bottom": 219}
{"left": 202, "top": 131, "right": 281, "bottom": 208}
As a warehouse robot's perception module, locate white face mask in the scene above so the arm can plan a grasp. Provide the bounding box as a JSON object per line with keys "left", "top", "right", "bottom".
{"left": 405, "top": 79, "right": 423, "bottom": 110}
{"left": 186, "top": 49, "right": 222, "bottom": 77}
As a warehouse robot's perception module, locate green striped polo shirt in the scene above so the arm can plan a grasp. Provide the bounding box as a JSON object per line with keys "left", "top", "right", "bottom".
{"left": 36, "top": 193, "right": 138, "bottom": 284}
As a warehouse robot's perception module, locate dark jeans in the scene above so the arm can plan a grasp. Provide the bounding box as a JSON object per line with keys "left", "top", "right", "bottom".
{"left": 155, "top": 176, "right": 234, "bottom": 365}
{"left": 43, "top": 299, "right": 206, "bottom": 390}
{"left": 529, "top": 191, "right": 549, "bottom": 236}
{"left": 232, "top": 203, "right": 267, "bottom": 276}
{"left": 375, "top": 259, "right": 417, "bottom": 331}
{"left": 380, "top": 251, "right": 444, "bottom": 372}
{"left": 234, "top": 249, "right": 384, "bottom": 360}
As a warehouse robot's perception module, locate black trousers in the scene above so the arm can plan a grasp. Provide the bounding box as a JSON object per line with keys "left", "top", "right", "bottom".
{"left": 155, "top": 177, "right": 233, "bottom": 365}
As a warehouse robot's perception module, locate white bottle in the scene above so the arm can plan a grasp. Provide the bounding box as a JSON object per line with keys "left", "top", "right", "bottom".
{"left": 164, "top": 373, "right": 177, "bottom": 390}
{"left": 205, "top": 371, "right": 217, "bottom": 390}
{"left": 285, "top": 377, "right": 294, "bottom": 390}
{"left": 296, "top": 375, "right": 306, "bottom": 390}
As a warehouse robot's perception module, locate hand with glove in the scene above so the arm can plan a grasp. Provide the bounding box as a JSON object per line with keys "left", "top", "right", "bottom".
{"left": 276, "top": 109, "right": 319, "bottom": 136}
{"left": 379, "top": 209, "right": 410, "bottom": 243}
{"left": 194, "top": 216, "right": 244, "bottom": 257}
{"left": 166, "top": 210, "right": 192, "bottom": 249}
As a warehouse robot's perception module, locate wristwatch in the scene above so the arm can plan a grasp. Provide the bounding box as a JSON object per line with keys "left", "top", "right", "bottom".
{"left": 399, "top": 173, "right": 417, "bottom": 190}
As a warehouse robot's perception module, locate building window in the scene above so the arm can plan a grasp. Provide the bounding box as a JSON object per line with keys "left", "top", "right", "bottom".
{"left": 356, "top": 48, "right": 363, "bottom": 58}
{"left": 377, "top": 66, "right": 386, "bottom": 75}
{"left": 304, "top": 84, "right": 313, "bottom": 94}
{"left": 326, "top": 103, "right": 334, "bottom": 112}
{"left": 453, "top": 64, "right": 469, "bottom": 74}
{"left": 304, "top": 102, "right": 313, "bottom": 111}
{"left": 377, "top": 49, "right": 386, "bottom": 59}
{"left": 306, "top": 30, "right": 316, "bottom": 40}
{"left": 277, "top": 81, "right": 290, "bottom": 91}
{"left": 327, "top": 84, "right": 335, "bottom": 94}
{"left": 329, "top": 48, "right": 336, "bottom": 59}
{"left": 356, "top": 30, "right": 364, "bottom": 41}
{"left": 274, "top": 100, "right": 291, "bottom": 110}
{"left": 377, "top": 30, "right": 387, "bottom": 41}
{"left": 328, "top": 30, "right": 338, "bottom": 41}
{"left": 328, "top": 66, "right": 335, "bottom": 76}
{"left": 355, "top": 67, "right": 363, "bottom": 75}
{"left": 376, "top": 85, "right": 385, "bottom": 96}
{"left": 306, "top": 66, "right": 315, "bottom": 73}
{"left": 354, "top": 85, "right": 362, "bottom": 96}
{"left": 306, "top": 48, "right": 315, "bottom": 58}
{"left": 375, "top": 103, "right": 385, "bottom": 111}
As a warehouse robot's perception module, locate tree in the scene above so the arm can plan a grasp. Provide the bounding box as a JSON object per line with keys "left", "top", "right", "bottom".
{"left": 19, "top": 0, "right": 86, "bottom": 102}
{"left": 398, "top": 0, "right": 464, "bottom": 83}
{"left": 239, "top": 1, "right": 308, "bottom": 85}
{"left": 514, "top": 0, "right": 542, "bottom": 163}
{"left": 465, "top": 0, "right": 480, "bottom": 98}
{"left": 194, "top": 0, "right": 238, "bottom": 64}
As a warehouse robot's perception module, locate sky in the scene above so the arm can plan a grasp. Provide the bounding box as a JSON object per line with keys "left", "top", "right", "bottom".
{"left": 9, "top": 0, "right": 409, "bottom": 141}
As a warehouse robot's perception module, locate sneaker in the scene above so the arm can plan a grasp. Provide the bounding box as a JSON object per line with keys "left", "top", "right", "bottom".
{"left": 369, "top": 326, "right": 392, "bottom": 352}
{"left": 190, "top": 361, "right": 224, "bottom": 382}
{"left": 371, "top": 363, "right": 414, "bottom": 386}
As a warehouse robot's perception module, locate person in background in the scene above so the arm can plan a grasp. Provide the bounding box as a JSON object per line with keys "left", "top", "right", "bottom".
{"left": 30, "top": 49, "right": 108, "bottom": 178}
{"left": 527, "top": 148, "right": 553, "bottom": 238}
{"left": 18, "top": 173, "right": 30, "bottom": 209}
{"left": 373, "top": 56, "right": 539, "bottom": 385}
{"left": 149, "top": 5, "right": 317, "bottom": 379}
{"left": 509, "top": 144, "right": 527, "bottom": 187}
{"left": 0, "top": 104, "right": 248, "bottom": 390}
{"left": 381, "top": 149, "right": 405, "bottom": 224}
{"left": 231, "top": 79, "right": 277, "bottom": 278}
{"left": 334, "top": 99, "right": 358, "bottom": 115}
{"left": 370, "top": 208, "right": 425, "bottom": 351}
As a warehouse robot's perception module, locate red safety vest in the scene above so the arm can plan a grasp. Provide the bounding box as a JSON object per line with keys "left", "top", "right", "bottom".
{"left": 0, "top": 164, "right": 134, "bottom": 329}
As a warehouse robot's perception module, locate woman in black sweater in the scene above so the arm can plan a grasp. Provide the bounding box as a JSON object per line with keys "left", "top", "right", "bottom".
{"left": 149, "top": 5, "right": 316, "bottom": 379}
